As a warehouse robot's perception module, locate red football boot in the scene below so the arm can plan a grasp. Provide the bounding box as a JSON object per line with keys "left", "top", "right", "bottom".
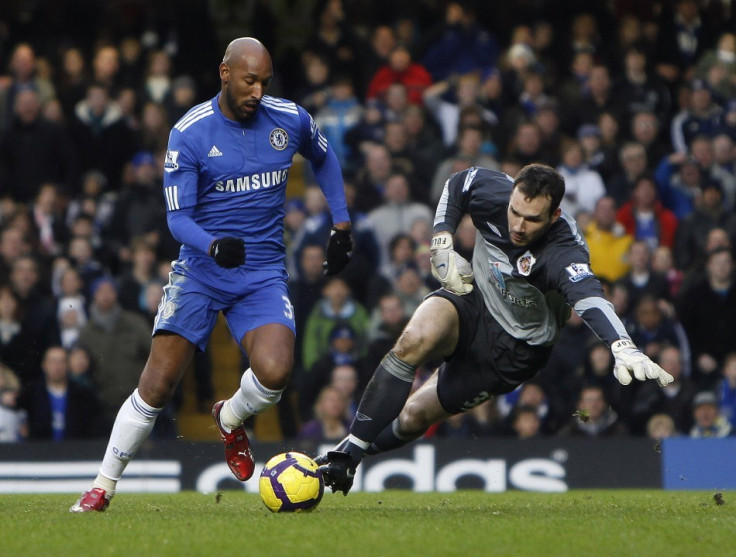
{"left": 69, "top": 488, "right": 110, "bottom": 513}
{"left": 212, "top": 400, "right": 255, "bottom": 481}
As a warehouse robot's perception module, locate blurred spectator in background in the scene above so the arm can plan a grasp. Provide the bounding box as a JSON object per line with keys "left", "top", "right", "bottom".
{"left": 673, "top": 179, "right": 736, "bottom": 272}
{"left": 616, "top": 174, "right": 678, "bottom": 251}
{"left": 141, "top": 50, "right": 173, "bottom": 105}
{"left": 329, "top": 363, "right": 360, "bottom": 421}
{"left": 314, "top": 74, "right": 363, "bottom": 171}
{"left": 0, "top": 283, "right": 35, "bottom": 387}
{"left": 0, "top": 364, "right": 27, "bottom": 442}
{"left": 568, "top": 64, "right": 614, "bottom": 138}
{"left": 646, "top": 412, "right": 678, "bottom": 440}
{"left": 22, "top": 345, "right": 106, "bottom": 440}
{"left": 367, "top": 172, "right": 433, "bottom": 267}
{"left": 0, "top": 43, "right": 56, "bottom": 133}
{"left": 655, "top": 0, "right": 716, "bottom": 86}
{"left": 56, "top": 267, "right": 87, "bottom": 350}
{"left": 105, "top": 151, "right": 168, "bottom": 262}
{"left": 297, "top": 384, "right": 349, "bottom": 443}
{"left": 164, "top": 75, "right": 197, "bottom": 124}
{"left": 624, "top": 294, "right": 690, "bottom": 370}
{"left": 423, "top": 71, "right": 496, "bottom": 149}
{"left": 695, "top": 32, "right": 736, "bottom": 102}
{"left": 616, "top": 241, "right": 672, "bottom": 318}
{"left": 577, "top": 124, "right": 617, "bottom": 184}
{"left": 363, "top": 292, "right": 408, "bottom": 378}
{"left": 557, "top": 140, "right": 606, "bottom": 218}
{"left": 68, "top": 82, "right": 137, "bottom": 191}
{"left": 137, "top": 101, "right": 170, "bottom": 154}
{"left": 76, "top": 278, "right": 151, "bottom": 424}
{"left": 352, "top": 142, "right": 393, "bottom": 212}
{"left": 558, "top": 384, "right": 629, "bottom": 437}
{"left": 677, "top": 247, "right": 736, "bottom": 389}
{"left": 301, "top": 276, "right": 369, "bottom": 375}
{"left": 585, "top": 196, "right": 633, "bottom": 283}
{"left": 509, "top": 404, "right": 543, "bottom": 439}
{"left": 0, "top": 88, "right": 76, "bottom": 204}
{"left": 300, "top": 323, "right": 361, "bottom": 423}
{"left": 382, "top": 120, "right": 432, "bottom": 204}
{"left": 9, "top": 255, "right": 59, "bottom": 380}
{"left": 689, "top": 390, "right": 732, "bottom": 438}
{"left": 302, "top": 0, "right": 364, "bottom": 91}
{"left": 90, "top": 45, "right": 122, "bottom": 94}
{"left": 419, "top": 1, "right": 498, "bottom": 82}
{"left": 366, "top": 44, "right": 432, "bottom": 106}
{"left": 651, "top": 245, "right": 684, "bottom": 299}
{"left": 289, "top": 242, "right": 327, "bottom": 362}
{"left": 30, "top": 183, "right": 67, "bottom": 259}
{"left": 607, "top": 141, "right": 648, "bottom": 208}
{"left": 718, "top": 352, "right": 736, "bottom": 429}
{"left": 630, "top": 110, "right": 671, "bottom": 166}
{"left": 610, "top": 43, "right": 672, "bottom": 134}
{"left": 655, "top": 152, "right": 707, "bottom": 220}
{"left": 116, "top": 237, "right": 159, "bottom": 316}
{"left": 430, "top": 125, "right": 499, "bottom": 203}
{"left": 629, "top": 345, "right": 696, "bottom": 436}
{"left": 676, "top": 80, "right": 723, "bottom": 151}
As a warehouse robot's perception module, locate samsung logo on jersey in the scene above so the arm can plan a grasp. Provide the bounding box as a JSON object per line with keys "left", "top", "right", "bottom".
{"left": 215, "top": 169, "right": 289, "bottom": 192}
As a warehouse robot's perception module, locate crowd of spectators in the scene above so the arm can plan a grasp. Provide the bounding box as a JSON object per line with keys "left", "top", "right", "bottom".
{"left": 0, "top": 0, "right": 735, "bottom": 443}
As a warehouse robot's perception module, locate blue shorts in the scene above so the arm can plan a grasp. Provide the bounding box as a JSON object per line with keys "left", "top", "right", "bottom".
{"left": 153, "top": 257, "right": 296, "bottom": 351}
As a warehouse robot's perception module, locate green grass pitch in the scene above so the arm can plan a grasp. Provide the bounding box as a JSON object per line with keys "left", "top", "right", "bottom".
{"left": 3, "top": 490, "right": 734, "bottom": 557}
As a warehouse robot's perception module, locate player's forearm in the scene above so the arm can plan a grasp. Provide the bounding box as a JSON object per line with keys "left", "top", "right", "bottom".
{"left": 167, "top": 209, "right": 216, "bottom": 255}
{"left": 310, "top": 145, "right": 350, "bottom": 225}
{"left": 573, "top": 296, "right": 631, "bottom": 346}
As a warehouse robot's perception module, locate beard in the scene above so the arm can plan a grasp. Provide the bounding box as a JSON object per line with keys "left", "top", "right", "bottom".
{"left": 224, "top": 84, "right": 256, "bottom": 122}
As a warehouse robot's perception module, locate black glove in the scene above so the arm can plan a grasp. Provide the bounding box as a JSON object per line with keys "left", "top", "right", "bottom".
{"left": 323, "top": 227, "right": 352, "bottom": 275}
{"left": 209, "top": 237, "right": 245, "bottom": 268}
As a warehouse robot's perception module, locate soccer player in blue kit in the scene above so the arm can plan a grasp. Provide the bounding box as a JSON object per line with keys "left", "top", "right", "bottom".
{"left": 71, "top": 37, "right": 352, "bottom": 512}
{"left": 318, "top": 164, "right": 674, "bottom": 495}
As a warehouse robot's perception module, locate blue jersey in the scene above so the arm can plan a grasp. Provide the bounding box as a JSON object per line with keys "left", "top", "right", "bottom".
{"left": 162, "top": 93, "right": 346, "bottom": 271}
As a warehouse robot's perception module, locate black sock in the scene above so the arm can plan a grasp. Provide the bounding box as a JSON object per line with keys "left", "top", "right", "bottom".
{"left": 366, "top": 418, "right": 425, "bottom": 455}
{"left": 346, "top": 351, "right": 415, "bottom": 462}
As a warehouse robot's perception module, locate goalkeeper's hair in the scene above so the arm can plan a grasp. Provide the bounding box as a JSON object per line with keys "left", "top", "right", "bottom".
{"left": 514, "top": 163, "right": 565, "bottom": 215}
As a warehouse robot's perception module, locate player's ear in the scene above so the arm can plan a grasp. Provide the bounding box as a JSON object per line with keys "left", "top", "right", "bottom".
{"left": 219, "top": 62, "right": 230, "bottom": 83}
{"left": 550, "top": 206, "right": 562, "bottom": 223}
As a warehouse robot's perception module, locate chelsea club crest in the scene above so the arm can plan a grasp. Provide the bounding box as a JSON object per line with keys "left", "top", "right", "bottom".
{"left": 269, "top": 128, "right": 288, "bottom": 150}
{"left": 516, "top": 250, "right": 536, "bottom": 276}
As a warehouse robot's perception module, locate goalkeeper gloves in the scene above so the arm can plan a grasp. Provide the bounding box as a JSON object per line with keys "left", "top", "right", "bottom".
{"left": 209, "top": 237, "right": 245, "bottom": 268}
{"left": 611, "top": 339, "right": 674, "bottom": 387}
{"left": 323, "top": 227, "right": 353, "bottom": 275}
{"left": 430, "top": 232, "right": 474, "bottom": 295}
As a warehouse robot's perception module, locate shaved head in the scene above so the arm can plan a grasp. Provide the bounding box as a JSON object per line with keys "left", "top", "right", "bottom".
{"left": 222, "top": 37, "right": 270, "bottom": 65}
{"left": 219, "top": 37, "right": 273, "bottom": 121}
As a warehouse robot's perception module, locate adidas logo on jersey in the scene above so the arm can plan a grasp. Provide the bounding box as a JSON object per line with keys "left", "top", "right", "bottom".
{"left": 208, "top": 145, "right": 223, "bottom": 157}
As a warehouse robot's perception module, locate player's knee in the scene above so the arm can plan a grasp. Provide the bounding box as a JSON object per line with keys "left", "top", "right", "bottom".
{"left": 398, "top": 398, "right": 433, "bottom": 435}
{"left": 393, "top": 326, "right": 432, "bottom": 364}
{"left": 250, "top": 354, "right": 292, "bottom": 390}
{"left": 138, "top": 372, "right": 177, "bottom": 408}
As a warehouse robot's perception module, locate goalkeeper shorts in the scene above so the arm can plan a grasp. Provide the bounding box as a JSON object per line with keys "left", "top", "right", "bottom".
{"left": 428, "top": 287, "right": 552, "bottom": 414}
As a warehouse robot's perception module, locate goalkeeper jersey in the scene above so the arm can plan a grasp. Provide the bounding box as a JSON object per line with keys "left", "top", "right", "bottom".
{"left": 434, "top": 167, "right": 630, "bottom": 347}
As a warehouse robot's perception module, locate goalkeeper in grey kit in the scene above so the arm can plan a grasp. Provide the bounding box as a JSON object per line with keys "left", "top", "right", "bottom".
{"left": 319, "top": 163, "right": 673, "bottom": 494}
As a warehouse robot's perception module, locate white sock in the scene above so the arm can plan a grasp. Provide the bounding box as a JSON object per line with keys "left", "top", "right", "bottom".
{"left": 95, "top": 389, "right": 162, "bottom": 495}
{"left": 220, "top": 368, "right": 283, "bottom": 430}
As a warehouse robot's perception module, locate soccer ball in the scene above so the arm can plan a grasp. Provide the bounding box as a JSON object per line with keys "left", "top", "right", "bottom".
{"left": 259, "top": 452, "right": 324, "bottom": 512}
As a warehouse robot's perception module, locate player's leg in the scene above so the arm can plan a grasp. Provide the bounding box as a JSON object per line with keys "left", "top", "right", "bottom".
{"left": 320, "top": 296, "right": 458, "bottom": 493}
{"left": 70, "top": 333, "right": 195, "bottom": 512}
{"left": 214, "top": 272, "right": 296, "bottom": 480}
{"left": 219, "top": 323, "right": 294, "bottom": 425}
{"left": 368, "top": 368, "right": 452, "bottom": 453}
